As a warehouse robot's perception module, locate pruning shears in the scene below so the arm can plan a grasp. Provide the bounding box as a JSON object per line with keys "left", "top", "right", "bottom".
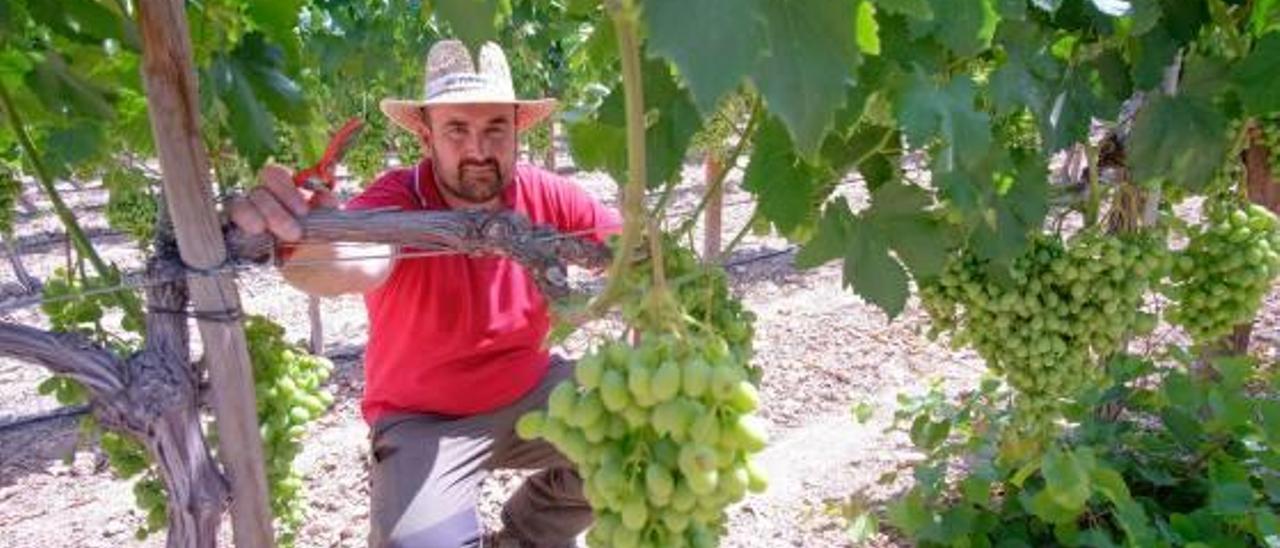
{"left": 292, "top": 116, "right": 365, "bottom": 194}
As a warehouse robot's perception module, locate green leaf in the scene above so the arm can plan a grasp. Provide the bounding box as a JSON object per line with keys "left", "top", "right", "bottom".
{"left": 1233, "top": 32, "right": 1280, "bottom": 115}
{"left": 1254, "top": 509, "right": 1280, "bottom": 548}
{"left": 578, "top": 58, "right": 701, "bottom": 189}
{"left": 856, "top": 1, "right": 882, "bottom": 55}
{"left": 886, "top": 489, "right": 934, "bottom": 534}
{"left": 960, "top": 152, "right": 1048, "bottom": 265}
{"left": 25, "top": 52, "right": 114, "bottom": 120}
{"left": 1252, "top": 0, "right": 1280, "bottom": 37}
{"left": 245, "top": 0, "right": 303, "bottom": 60}
{"left": 796, "top": 197, "right": 911, "bottom": 317}
{"left": 989, "top": 19, "right": 1063, "bottom": 117}
{"left": 567, "top": 121, "right": 626, "bottom": 177}
{"left": 742, "top": 118, "right": 833, "bottom": 238}
{"left": 1129, "top": 93, "right": 1228, "bottom": 191}
{"left": 852, "top": 402, "right": 874, "bottom": 423}
{"left": 750, "top": 0, "right": 861, "bottom": 157}
{"left": 1025, "top": 487, "right": 1084, "bottom": 524}
{"left": 1041, "top": 447, "right": 1093, "bottom": 511}
{"left": 1041, "top": 68, "right": 1117, "bottom": 152}
{"left": 645, "top": 0, "right": 765, "bottom": 114}
{"left": 846, "top": 511, "right": 880, "bottom": 543}
{"left": 27, "top": 0, "right": 139, "bottom": 51}
{"left": 1260, "top": 400, "right": 1280, "bottom": 446}
{"left": 40, "top": 123, "right": 107, "bottom": 177}
{"left": 1132, "top": 24, "right": 1179, "bottom": 90}
{"left": 895, "top": 72, "right": 991, "bottom": 172}
{"left": 233, "top": 35, "right": 310, "bottom": 125}
{"left": 213, "top": 55, "right": 276, "bottom": 170}
{"left": 962, "top": 476, "right": 992, "bottom": 507}
{"left": 433, "top": 0, "right": 501, "bottom": 54}
{"left": 928, "top": 0, "right": 999, "bottom": 57}
{"left": 864, "top": 180, "right": 952, "bottom": 280}
{"left": 873, "top": 0, "right": 934, "bottom": 20}
{"left": 1209, "top": 473, "right": 1255, "bottom": 517}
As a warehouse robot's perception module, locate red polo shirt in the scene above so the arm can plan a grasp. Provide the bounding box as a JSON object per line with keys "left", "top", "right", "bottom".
{"left": 346, "top": 160, "right": 618, "bottom": 424}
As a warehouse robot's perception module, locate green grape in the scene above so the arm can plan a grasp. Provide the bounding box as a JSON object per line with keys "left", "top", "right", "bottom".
{"left": 242, "top": 315, "right": 335, "bottom": 546}
{"left": 1165, "top": 199, "right": 1280, "bottom": 345}
{"left": 921, "top": 229, "right": 1169, "bottom": 437}
{"left": 520, "top": 240, "right": 765, "bottom": 547}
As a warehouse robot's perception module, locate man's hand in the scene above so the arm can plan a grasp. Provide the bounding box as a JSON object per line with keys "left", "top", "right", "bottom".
{"left": 227, "top": 164, "right": 340, "bottom": 243}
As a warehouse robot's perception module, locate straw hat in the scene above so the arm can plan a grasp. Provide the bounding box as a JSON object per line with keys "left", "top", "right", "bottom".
{"left": 380, "top": 40, "right": 557, "bottom": 135}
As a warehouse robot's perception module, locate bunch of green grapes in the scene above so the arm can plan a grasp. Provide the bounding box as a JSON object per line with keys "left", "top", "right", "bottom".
{"left": 520, "top": 242, "right": 766, "bottom": 547}
{"left": 920, "top": 229, "right": 1169, "bottom": 432}
{"left": 518, "top": 332, "right": 767, "bottom": 548}
{"left": 103, "top": 167, "right": 159, "bottom": 248}
{"left": 1164, "top": 201, "right": 1280, "bottom": 345}
{"left": 244, "top": 315, "right": 335, "bottom": 546}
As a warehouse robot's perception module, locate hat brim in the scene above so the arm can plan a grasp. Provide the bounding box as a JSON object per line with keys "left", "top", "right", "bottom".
{"left": 380, "top": 97, "right": 558, "bottom": 136}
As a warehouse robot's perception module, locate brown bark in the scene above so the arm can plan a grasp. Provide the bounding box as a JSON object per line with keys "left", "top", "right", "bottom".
{"left": 2, "top": 232, "right": 40, "bottom": 293}
{"left": 225, "top": 209, "right": 612, "bottom": 301}
{"left": 0, "top": 252, "right": 228, "bottom": 548}
{"left": 135, "top": 0, "right": 273, "bottom": 545}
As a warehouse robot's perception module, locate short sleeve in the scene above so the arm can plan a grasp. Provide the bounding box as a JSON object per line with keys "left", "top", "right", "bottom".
{"left": 344, "top": 168, "right": 419, "bottom": 211}
{"left": 530, "top": 168, "right": 620, "bottom": 244}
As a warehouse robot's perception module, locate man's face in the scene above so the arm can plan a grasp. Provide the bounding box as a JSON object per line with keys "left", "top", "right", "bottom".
{"left": 421, "top": 103, "right": 518, "bottom": 207}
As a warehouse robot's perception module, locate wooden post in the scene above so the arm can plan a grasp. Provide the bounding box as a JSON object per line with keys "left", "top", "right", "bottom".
{"left": 704, "top": 153, "right": 724, "bottom": 263}
{"left": 308, "top": 296, "right": 323, "bottom": 355}
{"left": 135, "top": 1, "right": 275, "bottom": 546}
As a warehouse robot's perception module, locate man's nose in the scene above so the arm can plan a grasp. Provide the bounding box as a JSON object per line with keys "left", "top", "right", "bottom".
{"left": 462, "top": 133, "right": 493, "bottom": 160}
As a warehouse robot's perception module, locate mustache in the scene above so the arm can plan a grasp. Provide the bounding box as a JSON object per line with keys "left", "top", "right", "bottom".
{"left": 459, "top": 159, "right": 500, "bottom": 173}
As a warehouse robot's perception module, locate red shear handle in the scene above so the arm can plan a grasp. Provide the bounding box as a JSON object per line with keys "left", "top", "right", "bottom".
{"left": 292, "top": 117, "right": 365, "bottom": 192}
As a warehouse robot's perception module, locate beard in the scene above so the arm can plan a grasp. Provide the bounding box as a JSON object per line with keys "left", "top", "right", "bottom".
{"left": 436, "top": 157, "right": 508, "bottom": 205}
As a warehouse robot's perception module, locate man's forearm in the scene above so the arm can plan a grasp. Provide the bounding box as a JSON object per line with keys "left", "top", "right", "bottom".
{"left": 280, "top": 242, "right": 394, "bottom": 296}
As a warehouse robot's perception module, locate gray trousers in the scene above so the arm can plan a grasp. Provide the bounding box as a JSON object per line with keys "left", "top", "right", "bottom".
{"left": 368, "top": 357, "right": 592, "bottom": 547}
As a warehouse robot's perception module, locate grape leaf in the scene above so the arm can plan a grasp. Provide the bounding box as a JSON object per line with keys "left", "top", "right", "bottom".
{"left": 245, "top": 0, "right": 304, "bottom": 64}
{"left": 1129, "top": 93, "right": 1228, "bottom": 191}
{"left": 796, "top": 197, "right": 911, "bottom": 318}
{"left": 233, "top": 35, "right": 310, "bottom": 125}
{"left": 750, "top": 0, "right": 861, "bottom": 158}
{"left": 1041, "top": 68, "right": 1116, "bottom": 152}
{"left": 742, "top": 117, "right": 832, "bottom": 239}
{"left": 433, "top": 0, "right": 501, "bottom": 55}
{"left": 26, "top": 52, "right": 115, "bottom": 120}
{"left": 645, "top": 0, "right": 765, "bottom": 114}
{"left": 210, "top": 55, "right": 276, "bottom": 170}
{"left": 856, "top": 1, "right": 882, "bottom": 55}
{"left": 864, "top": 181, "right": 952, "bottom": 280}
{"left": 40, "top": 123, "right": 106, "bottom": 177}
{"left": 873, "top": 0, "right": 934, "bottom": 19}
{"left": 569, "top": 58, "right": 700, "bottom": 188}
{"left": 895, "top": 72, "right": 991, "bottom": 173}
{"left": 1232, "top": 32, "right": 1280, "bottom": 115}
{"left": 926, "top": 0, "right": 999, "bottom": 57}
{"left": 1132, "top": 23, "right": 1179, "bottom": 90}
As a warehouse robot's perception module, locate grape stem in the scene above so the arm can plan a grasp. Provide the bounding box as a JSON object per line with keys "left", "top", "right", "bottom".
{"left": 672, "top": 97, "right": 762, "bottom": 241}
{"left": 570, "top": 0, "right": 646, "bottom": 325}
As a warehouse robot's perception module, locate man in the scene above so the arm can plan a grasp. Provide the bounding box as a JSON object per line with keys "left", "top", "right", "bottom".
{"left": 229, "top": 40, "right": 619, "bottom": 548}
